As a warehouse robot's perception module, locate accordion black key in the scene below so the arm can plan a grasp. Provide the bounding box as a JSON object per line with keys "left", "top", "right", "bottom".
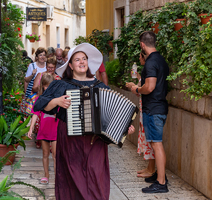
{"left": 66, "top": 87, "right": 138, "bottom": 147}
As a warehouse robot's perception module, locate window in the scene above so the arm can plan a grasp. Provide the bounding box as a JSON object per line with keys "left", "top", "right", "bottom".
{"left": 120, "top": 8, "right": 125, "bottom": 27}
{"left": 56, "top": 27, "right": 60, "bottom": 48}
{"left": 65, "top": 28, "right": 69, "bottom": 47}
{"left": 46, "top": 25, "right": 50, "bottom": 47}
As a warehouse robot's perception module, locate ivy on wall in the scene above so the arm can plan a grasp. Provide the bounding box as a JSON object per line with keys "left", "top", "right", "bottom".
{"left": 74, "top": 29, "right": 113, "bottom": 55}
{"left": 113, "top": 0, "right": 212, "bottom": 100}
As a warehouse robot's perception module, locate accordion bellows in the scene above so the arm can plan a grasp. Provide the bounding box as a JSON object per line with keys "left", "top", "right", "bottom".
{"left": 66, "top": 88, "right": 138, "bottom": 147}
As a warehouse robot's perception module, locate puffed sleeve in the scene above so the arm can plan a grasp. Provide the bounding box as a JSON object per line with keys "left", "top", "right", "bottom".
{"left": 33, "top": 80, "right": 67, "bottom": 114}
{"left": 25, "top": 63, "right": 33, "bottom": 77}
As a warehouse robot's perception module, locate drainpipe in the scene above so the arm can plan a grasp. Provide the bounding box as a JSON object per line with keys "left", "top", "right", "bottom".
{"left": 125, "top": 0, "right": 130, "bottom": 24}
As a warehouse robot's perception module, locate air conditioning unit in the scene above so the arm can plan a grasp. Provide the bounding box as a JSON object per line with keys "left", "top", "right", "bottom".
{"left": 13, "top": 4, "right": 21, "bottom": 9}
{"left": 46, "top": 5, "right": 54, "bottom": 20}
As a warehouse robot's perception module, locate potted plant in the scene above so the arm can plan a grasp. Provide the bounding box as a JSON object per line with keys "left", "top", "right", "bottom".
{"left": 148, "top": 10, "right": 160, "bottom": 34}
{"left": 168, "top": 2, "right": 188, "bottom": 31}
{"left": 0, "top": 115, "right": 31, "bottom": 165}
{"left": 190, "top": 0, "right": 212, "bottom": 24}
{"left": 108, "top": 40, "right": 114, "bottom": 53}
{"left": 96, "top": 32, "right": 113, "bottom": 54}
{"left": 26, "top": 33, "right": 41, "bottom": 42}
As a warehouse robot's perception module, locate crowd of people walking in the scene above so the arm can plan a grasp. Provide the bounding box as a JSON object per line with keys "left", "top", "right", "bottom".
{"left": 22, "top": 30, "right": 169, "bottom": 199}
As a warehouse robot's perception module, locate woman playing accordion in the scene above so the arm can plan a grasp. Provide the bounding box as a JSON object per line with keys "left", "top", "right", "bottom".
{"left": 33, "top": 43, "right": 135, "bottom": 200}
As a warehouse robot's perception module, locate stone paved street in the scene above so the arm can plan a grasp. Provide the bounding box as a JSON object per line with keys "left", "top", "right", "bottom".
{"left": 0, "top": 139, "right": 209, "bottom": 200}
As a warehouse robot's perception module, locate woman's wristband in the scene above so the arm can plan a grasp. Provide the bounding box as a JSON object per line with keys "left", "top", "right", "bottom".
{"left": 139, "top": 79, "right": 141, "bottom": 82}
{"left": 136, "top": 87, "right": 139, "bottom": 94}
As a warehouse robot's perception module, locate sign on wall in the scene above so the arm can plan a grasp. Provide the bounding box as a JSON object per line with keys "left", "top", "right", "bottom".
{"left": 26, "top": 8, "right": 47, "bottom": 21}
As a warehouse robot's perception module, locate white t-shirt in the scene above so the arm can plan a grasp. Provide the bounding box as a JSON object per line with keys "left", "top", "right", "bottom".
{"left": 25, "top": 62, "right": 46, "bottom": 77}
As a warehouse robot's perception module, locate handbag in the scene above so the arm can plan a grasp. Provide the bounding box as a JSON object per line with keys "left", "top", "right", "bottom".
{"left": 25, "top": 92, "right": 38, "bottom": 115}
{"left": 25, "top": 63, "right": 36, "bottom": 98}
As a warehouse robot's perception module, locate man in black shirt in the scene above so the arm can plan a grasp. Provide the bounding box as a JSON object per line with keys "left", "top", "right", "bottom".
{"left": 131, "top": 31, "right": 169, "bottom": 193}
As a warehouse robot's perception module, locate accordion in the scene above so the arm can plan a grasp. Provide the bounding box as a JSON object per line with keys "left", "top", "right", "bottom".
{"left": 66, "top": 87, "right": 138, "bottom": 147}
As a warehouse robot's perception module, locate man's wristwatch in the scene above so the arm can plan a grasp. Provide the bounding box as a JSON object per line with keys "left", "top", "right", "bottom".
{"left": 136, "top": 87, "right": 139, "bottom": 94}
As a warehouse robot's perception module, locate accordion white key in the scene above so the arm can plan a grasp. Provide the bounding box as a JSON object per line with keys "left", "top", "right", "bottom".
{"left": 66, "top": 87, "right": 138, "bottom": 147}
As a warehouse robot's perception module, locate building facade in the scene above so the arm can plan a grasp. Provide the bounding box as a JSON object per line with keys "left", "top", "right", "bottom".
{"left": 86, "top": 0, "right": 115, "bottom": 36}
{"left": 11, "top": 0, "right": 86, "bottom": 57}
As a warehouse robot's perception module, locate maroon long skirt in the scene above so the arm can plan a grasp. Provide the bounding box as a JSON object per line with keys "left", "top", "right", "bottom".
{"left": 55, "top": 120, "right": 110, "bottom": 200}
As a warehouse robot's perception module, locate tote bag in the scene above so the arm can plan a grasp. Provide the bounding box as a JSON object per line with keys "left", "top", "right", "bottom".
{"left": 25, "top": 92, "right": 37, "bottom": 115}
{"left": 25, "top": 63, "right": 36, "bottom": 98}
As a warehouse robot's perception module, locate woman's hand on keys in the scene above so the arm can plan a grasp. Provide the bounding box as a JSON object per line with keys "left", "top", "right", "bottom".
{"left": 57, "top": 95, "right": 71, "bottom": 109}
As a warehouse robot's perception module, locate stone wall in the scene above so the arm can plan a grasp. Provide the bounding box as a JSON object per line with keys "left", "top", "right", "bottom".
{"left": 167, "top": 77, "right": 212, "bottom": 120}
{"left": 110, "top": 85, "right": 212, "bottom": 199}
{"left": 129, "top": 0, "right": 191, "bottom": 14}
{"left": 163, "top": 107, "right": 212, "bottom": 199}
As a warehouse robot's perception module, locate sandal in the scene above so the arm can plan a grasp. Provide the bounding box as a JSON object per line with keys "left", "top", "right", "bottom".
{"left": 137, "top": 170, "right": 155, "bottom": 178}
{"left": 36, "top": 140, "right": 41, "bottom": 149}
{"left": 40, "top": 177, "right": 49, "bottom": 185}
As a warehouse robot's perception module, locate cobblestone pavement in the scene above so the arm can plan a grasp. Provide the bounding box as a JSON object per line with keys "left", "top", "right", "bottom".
{"left": 0, "top": 139, "right": 209, "bottom": 200}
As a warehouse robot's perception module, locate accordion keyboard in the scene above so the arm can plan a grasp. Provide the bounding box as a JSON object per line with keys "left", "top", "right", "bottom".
{"left": 66, "top": 89, "right": 83, "bottom": 135}
{"left": 66, "top": 88, "right": 97, "bottom": 135}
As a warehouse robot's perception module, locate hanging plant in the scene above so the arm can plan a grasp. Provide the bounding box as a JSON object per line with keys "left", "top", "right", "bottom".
{"left": 26, "top": 33, "right": 41, "bottom": 42}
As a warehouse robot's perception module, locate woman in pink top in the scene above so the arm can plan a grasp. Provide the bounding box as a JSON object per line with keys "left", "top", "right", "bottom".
{"left": 28, "top": 73, "right": 58, "bottom": 185}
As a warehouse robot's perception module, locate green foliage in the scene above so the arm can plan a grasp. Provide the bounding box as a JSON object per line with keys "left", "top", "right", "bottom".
{"left": 190, "top": 0, "right": 212, "bottom": 14}
{"left": 1, "top": 2, "right": 27, "bottom": 92}
{"left": 74, "top": 29, "right": 113, "bottom": 54}
{"left": 0, "top": 153, "right": 46, "bottom": 199}
{"left": 105, "top": 59, "right": 122, "bottom": 85}
{"left": 73, "top": 36, "right": 88, "bottom": 44}
{"left": 2, "top": 88, "right": 25, "bottom": 124}
{"left": 0, "top": 115, "right": 31, "bottom": 149}
{"left": 113, "top": 10, "right": 144, "bottom": 85}
{"left": 0, "top": 151, "right": 18, "bottom": 172}
{"left": 113, "top": 0, "right": 212, "bottom": 100}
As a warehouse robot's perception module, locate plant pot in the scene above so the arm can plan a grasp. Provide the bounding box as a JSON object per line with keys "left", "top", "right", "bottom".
{"left": 0, "top": 143, "right": 19, "bottom": 165}
{"left": 108, "top": 41, "right": 113, "bottom": 52}
{"left": 198, "top": 13, "right": 212, "bottom": 25}
{"left": 174, "top": 19, "right": 186, "bottom": 31}
{"left": 151, "top": 22, "right": 160, "bottom": 34}
{"left": 29, "top": 38, "right": 35, "bottom": 43}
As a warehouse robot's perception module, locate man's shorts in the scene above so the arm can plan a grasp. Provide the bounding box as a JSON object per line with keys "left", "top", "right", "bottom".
{"left": 143, "top": 113, "right": 167, "bottom": 142}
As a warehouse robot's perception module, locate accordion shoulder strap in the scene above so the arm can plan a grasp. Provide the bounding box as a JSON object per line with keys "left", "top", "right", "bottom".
{"left": 62, "top": 78, "right": 102, "bottom": 88}
{"left": 62, "top": 78, "right": 84, "bottom": 88}
{"left": 90, "top": 80, "right": 101, "bottom": 88}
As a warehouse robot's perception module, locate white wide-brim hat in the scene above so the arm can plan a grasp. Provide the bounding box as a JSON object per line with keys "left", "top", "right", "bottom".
{"left": 56, "top": 43, "right": 103, "bottom": 77}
